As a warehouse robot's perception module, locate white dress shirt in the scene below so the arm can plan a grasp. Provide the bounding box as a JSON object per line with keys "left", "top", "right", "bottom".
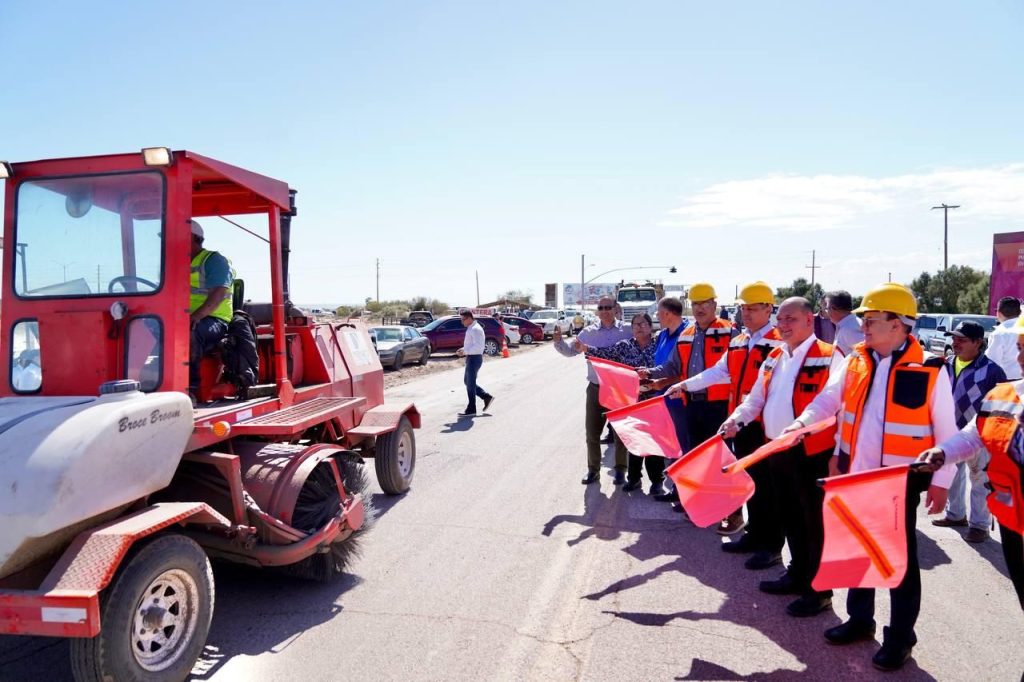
{"left": 681, "top": 323, "right": 775, "bottom": 391}
{"left": 833, "top": 313, "right": 864, "bottom": 357}
{"left": 794, "top": 342, "right": 959, "bottom": 488}
{"left": 985, "top": 318, "right": 1022, "bottom": 380}
{"left": 731, "top": 334, "right": 844, "bottom": 439}
{"left": 938, "top": 379, "right": 1024, "bottom": 465}
{"left": 461, "top": 321, "right": 486, "bottom": 355}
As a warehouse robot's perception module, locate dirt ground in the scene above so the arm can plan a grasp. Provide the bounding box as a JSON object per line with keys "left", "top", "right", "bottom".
{"left": 382, "top": 339, "right": 545, "bottom": 389}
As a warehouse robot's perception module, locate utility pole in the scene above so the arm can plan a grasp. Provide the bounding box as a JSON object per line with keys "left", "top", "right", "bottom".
{"left": 96, "top": 265, "right": 101, "bottom": 292}
{"left": 806, "top": 250, "right": 821, "bottom": 288}
{"left": 931, "top": 203, "right": 960, "bottom": 270}
{"left": 888, "top": 272, "right": 892, "bottom": 283}
{"left": 475, "top": 270, "right": 480, "bottom": 306}
{"left": 580, "top": 254, "right": 585, "bottom": 310}
{"left": 375, "top": 258, "right": 380, "bottom": 302}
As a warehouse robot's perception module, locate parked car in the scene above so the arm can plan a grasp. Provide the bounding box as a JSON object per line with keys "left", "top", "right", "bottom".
{"left": 401, "top": 310, "right": 435, "bottom": 328}
{"left": 500, "top": 319, "right": 521, "bottom": 346}
{"left": 420, "top": 316, "right": 505, "bottom": 355}
{"left": 501, "top": 315, "right": 544, "bottom": 344}
{"left": 370, "top": 325, "right": 431, "bottom": 369}
{"left": 532, "top": 309, "right": 572, "bottom": 339}
{"left": 920, "top": 314, "right": 999, "bottom": 357}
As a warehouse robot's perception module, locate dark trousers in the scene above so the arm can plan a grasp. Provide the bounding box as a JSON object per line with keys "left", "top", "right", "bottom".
{"left": 627, "top": 452, "right": 665, "bottom": 485}
{"left": 684, "top": 398, "right": 729, "bottom": 446}
{"left": 585, "top": 382, "right": 628, "bottom": 473}
{"left": 1000, "top": 523, "right": 1024, "bottom": 611}
{"left": 463, "top": 354, "right": 490, "bottom": 412}
{"left": 846, "top": 470, "right": 931, "bottom": 647}
{"left": 769, "top": 445, "right": 832, "bottom": 596}
{"left": 189, "top": 316, "right": 229, "bottom": 390}
{"left": 732, "top": 421, "right": 783, "bottom": 552}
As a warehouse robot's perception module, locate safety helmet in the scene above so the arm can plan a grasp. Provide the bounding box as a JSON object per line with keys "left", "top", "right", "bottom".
{"left": 736, "top": 281, "right": 775, "bottom": 306}
{"left": 852, "top": 283, "right": 918, "bottom": 320}
{"left": 1013, "top": 315, "right": 1024, "bottom": 335}
{"left": 688, "top": 282, "right": 717, "bottom": 303}
{"left": 190, "top": 220, "right": 204, "bottom": 239}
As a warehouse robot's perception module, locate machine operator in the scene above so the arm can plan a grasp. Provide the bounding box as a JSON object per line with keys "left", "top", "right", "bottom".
{"left": 188, "top": 220, "right": 235, "bottom": 394}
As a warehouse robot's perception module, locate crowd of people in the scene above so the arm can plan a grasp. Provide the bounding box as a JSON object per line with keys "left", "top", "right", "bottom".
{"left": 550, "top": 284, "right": 1024, "bottom": 673}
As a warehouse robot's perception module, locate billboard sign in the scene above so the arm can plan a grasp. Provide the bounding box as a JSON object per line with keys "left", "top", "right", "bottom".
{"left": 545, "top": 283, "right": 558, "bottom": 308}
{"left": 989, "top": 231, "right": 1024, "bottom": 314}
{"left": 563, "top": 282, "right": 617, "bottom": 307}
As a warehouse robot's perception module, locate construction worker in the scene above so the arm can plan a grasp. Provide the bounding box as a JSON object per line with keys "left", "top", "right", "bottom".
{"left": 916, "top": 315, "right": 1024, "bottom": 610}
{"left": 720, "top": 297, "right": 842, "bottom": 617}
{"left": 783, "top": 283, "right": 958, "bottom": 672}
{"left": 189, "top": 220, "right": 235, "bottom": 393}
{"left": 666, "top": 281, "right": 785, "bottom": 561}
{"left": 640, "top": 283, "right": 738, "bottom": 515}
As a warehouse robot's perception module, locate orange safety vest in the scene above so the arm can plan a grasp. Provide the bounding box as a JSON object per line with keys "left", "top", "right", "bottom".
{"left": 726, "top": 326, "right": 784, "bottom": 412}
{"left": 761, "top": 339, "right": 837, "bottom": 454}
{"left": 677, "top": 318, "right": 735, "bottom": 403}
{"left": 977, "top": 382, "right": 1024, "bottom": 534}
{"left": 837, "top": 336, "right": 942, "bottom": 473}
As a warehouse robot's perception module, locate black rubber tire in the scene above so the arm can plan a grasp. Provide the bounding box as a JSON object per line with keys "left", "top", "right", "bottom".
{"left": 392, "top": 352, "right": 404, "bottom": 371}
{"left": 418, "top": 346, "right": 430, "bottom": 365}
{"left": 374, "top": 416, "right": 415, "bottom": 495}
{"left": 520, "top": 333, "right": 534, "bottom": 345}
{"left": 484, "top": 339, "right": 499, "bottom": 356}
{"left": 70, "top": 534, "right": 213, "bottom": 682}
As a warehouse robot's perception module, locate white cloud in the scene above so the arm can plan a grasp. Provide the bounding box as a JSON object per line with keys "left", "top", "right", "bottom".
{"left": 660, "top": 164, "right": 1024, "bottom": 232}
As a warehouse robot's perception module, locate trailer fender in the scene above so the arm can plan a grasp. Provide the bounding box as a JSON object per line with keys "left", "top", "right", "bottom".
{"left": 346, "top": 403, "right": 421, "bottom": 441}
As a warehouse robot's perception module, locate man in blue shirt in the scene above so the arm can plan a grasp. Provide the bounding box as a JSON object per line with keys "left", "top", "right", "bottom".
{"left": 649, "top": 297, "right": 688, "bottom": 500}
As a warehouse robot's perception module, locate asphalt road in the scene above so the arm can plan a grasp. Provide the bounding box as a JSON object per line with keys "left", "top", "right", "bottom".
{"left": 2, "top": 344, "right": 1022, "bottom": 681}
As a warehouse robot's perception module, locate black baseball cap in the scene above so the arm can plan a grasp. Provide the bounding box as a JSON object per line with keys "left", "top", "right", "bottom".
{"left": 947, "top": 320, "right": 985, "bottom": 341}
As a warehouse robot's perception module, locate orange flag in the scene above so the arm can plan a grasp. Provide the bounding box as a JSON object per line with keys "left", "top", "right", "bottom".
{"left": 811, "top": 465, "right": 910, "bottom": 591}
{"left": 721, "top": 416, "right": 837, "bottom": 474}
{"left": 605, "top": 395, "right": 683, "bottom": 459}
{"left": 589, "top": 357, "right": 641, "bottom": 410}
{"left": 664, "top": 435, "right": 756, "bottom": 528}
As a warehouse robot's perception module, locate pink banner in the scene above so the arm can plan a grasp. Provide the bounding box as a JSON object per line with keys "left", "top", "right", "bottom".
{"left": 665, "top": 435, "right": 756, "bottom": 528}
{"left": 605, "top": 395, "right": 683, "bottom": 459}
{"left": 590, "top": 356, "right": 641, "bottom": 411}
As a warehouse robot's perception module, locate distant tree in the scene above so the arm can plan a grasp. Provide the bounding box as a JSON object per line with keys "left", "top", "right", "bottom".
{"left": 498, "top": 289, "right": 533, "bottom": 305}
{"left": 908, "top": 265, "right": 988, "bottom": 313}
{"left": 335, "top": 305, "right": 358, "bottom": 318}
{"left": 775, "top": 278, "right": 824, "bottom": 304}
{"left": 407, "top": 296, "right": 449, "bottom": 315}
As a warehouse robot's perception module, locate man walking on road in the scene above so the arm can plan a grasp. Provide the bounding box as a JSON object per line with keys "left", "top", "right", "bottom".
{"left": 456, "top": 310, "right": 494, "bottom": 417}
{"left": 783, "top": 283, "right": 958, "bottom": 672}
{"left": 553, "top": 296, "right": 632, "bottom": 485}
{"left": 986, "top": 296, "right": 1022, "bottom": 380}
{"left": 719, "top": 297, "right": 841, "bottom": 618}
{"left": 932, "top": 320, "right": 1005, "bottom": 542}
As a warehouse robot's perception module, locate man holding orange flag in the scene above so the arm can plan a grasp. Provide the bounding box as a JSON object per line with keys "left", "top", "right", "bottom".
{"left": 718, "top": 297, "right": 842, "bottom": 617}
{"left": 782, "top": 283, "right": 957, "bottom": 672}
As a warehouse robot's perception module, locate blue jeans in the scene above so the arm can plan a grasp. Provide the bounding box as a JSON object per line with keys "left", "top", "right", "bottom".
{"left": 944, "top": 451, "right": 992, "bottom": 530}
{"left": 190, "top": 316, "right": 229, "bottom": 390}
{"left": 463, "top": 354, "right": 490, "bottom": 412}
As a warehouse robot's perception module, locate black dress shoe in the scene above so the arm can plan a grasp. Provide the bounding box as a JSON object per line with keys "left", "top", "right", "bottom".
{"left": 581, "top": 471, "right": 600, "bottom": 485}
{"left": 613, "top": 470, "right": 626, "bottom": 485}
{"left": 457, "top": 410, "right": 477, "bottom": 417}
{"left": 759, "top": 572, "right": 799, "bottom": 594}
{"left": 653, "top": 490, "right": 676, "bottom": 502}
{"left": 786, "top": 594, "right": 833, "bottom": 617}
{"left": 482, "top": 395, "right": 495, "bottom": 412}
{"left": 824, "top": 619, "right": 877, "bottom": 645}
{"left": 872, "top": 640, "right": 913, "bottom": 671}
{"left": 622, "top": 479, "right": 643, "bottom": 492}
{"left": 721, "top": 534, "right": 755, "bottom": 554}
{"left": 745, "top": 551, "right": 782, "bottom": 570}
{"left": 649, "top": 482, "right": 665, "bottom": 497}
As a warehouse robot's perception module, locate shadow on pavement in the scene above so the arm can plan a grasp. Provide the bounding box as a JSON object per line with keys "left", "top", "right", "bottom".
{"left": 189, "top": 563, "right": 363, "bottom": 679}
{"left": 440, "top": 414, "right": 491, "bottom": 433}
{"left": 917, "top": 529, "right": 953, "bottom": 571}
{"left": 542, "top": 484, "right": 613, "bottom": 546}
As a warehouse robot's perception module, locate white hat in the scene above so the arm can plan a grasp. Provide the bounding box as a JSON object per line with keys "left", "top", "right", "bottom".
{"left": 190, "top": 220, "right": 204, "bottom": 239}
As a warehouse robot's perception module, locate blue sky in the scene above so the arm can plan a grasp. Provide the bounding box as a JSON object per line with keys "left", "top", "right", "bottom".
{"left": 2, "top": 1, "right": 1023, "bottom": 307}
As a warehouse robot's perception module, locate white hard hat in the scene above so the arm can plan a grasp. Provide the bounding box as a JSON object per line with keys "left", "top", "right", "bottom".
{"left": 190, "top": 220, "right": 204, "bottom": 239}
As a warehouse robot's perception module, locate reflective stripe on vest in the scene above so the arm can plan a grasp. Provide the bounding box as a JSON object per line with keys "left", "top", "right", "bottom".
{"left": 977, "top": 383, "right": 1024, "bottom": 533}
{"left": 189, "top": 249, "right": 235, "bottom": 323}
{"left": 726, "top": 327, "right": 783, "bottom": 413}
{"left": 837, "top": 337, "right": 939, "bottom": 473}
{"left": 676, "top": 318, "right": 735, "bottom": 403}
{"left": 761, "top": 339, "right": 837, "bottom": 454}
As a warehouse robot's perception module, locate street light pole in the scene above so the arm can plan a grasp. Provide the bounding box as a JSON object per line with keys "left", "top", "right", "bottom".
{"left": 931, "top": 203, "right": 960, "bottom": 270}
{"left": 580, "top": 254, "right": 585, "bottom": 310}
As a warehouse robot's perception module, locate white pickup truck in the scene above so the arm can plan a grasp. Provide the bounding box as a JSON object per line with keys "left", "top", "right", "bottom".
{"left": 532, "top": 309, "right": 573, "bottom": 339}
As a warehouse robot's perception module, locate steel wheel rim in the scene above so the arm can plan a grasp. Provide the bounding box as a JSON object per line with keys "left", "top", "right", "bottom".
{"left": 486, "top": 340, "right": 498, "bottom": 355}
{"left": 132, "top": 568, "right": 200, "bottom": 672}
{"left": 396, "top": 429, "right": 413, "bottom": 478}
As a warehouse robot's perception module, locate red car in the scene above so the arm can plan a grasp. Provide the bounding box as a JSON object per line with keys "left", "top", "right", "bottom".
{"left": 500, "top": 316, "right": 544, "bottom": 344}
{"left": 420, "top": 316, "right": 505, "bottom": 355}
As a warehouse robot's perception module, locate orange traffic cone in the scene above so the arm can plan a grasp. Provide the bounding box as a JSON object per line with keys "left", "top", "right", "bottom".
{"left": 501, "top": 336, "right": 510, "bottom": 358}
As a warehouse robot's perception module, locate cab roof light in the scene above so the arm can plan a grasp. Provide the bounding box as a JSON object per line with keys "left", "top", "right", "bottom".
{"left": 0, "top": 161, "right": 12, "bottom": 179}
{"left": 141, "top": 147, "right": 173, "bottom": 167}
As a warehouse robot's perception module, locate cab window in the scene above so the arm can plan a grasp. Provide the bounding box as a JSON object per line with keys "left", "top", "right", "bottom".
{"left": 10, "top": 320, "right": 42, "bottom": 393}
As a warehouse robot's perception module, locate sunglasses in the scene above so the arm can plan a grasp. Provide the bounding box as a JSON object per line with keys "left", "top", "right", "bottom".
{"left": 597, "top": 305, "right": 614, "bottom": 311}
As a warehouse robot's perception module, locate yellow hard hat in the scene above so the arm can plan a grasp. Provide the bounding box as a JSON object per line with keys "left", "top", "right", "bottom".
{"left": 736, "top": 281, "right": 775, "bottom": 306}
{"left": 688, "top": 282, "right": 717, "bottom": 303}
{"left": 852, "top": 283, "right": 918, "bottom": 319}
{"left": 1013, "top": 315, "right": 1024, "bottom": 334}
